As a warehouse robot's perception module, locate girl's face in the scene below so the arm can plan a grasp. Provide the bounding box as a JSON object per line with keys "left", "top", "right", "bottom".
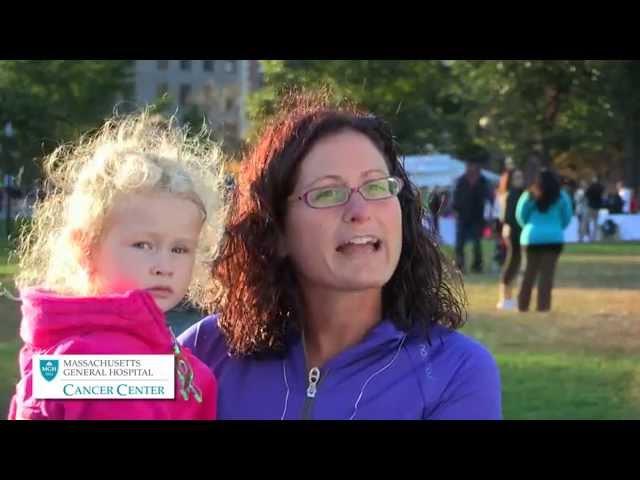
{"left": 90, "top": 191, "right": 203, "bottom": 311}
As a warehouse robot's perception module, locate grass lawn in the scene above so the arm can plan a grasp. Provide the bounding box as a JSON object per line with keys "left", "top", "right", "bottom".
{"left": 0, "top": 238, "right": 20, "bottom": 416}
{"left": 452, "top": 240, "right": 640, "bottom": 419}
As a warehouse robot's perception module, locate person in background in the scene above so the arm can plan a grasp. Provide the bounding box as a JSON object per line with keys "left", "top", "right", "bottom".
{"left": 516, "top": 169, "right": 573, "bottom": 312}
{"left": 496, "top": 168, "right": 525, "bottom": 310}
{"left": 575, "top": 180, "right": 588, "bottom": 242}
{"left": 605, "top": 184, "right": 624, "bottom": 214}
{"left": 617, "top": 180, "right": 632, "bottom": 214}
{"left": 583, "top": 176, "right": 604, "bottom": 242}
{"left": 452, "top": 158, "right": 494, "bottom": 273}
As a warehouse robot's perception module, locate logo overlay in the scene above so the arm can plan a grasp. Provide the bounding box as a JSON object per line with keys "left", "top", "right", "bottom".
{"left": 40, "top": 359, "right": 59, "bottom": 382}
{"left": 33, "top": 355, "right": 175, "bottom": 400}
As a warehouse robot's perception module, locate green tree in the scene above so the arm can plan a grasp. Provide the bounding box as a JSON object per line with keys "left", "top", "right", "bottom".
{"left": 450, "top": 61, "right": 602, "bottom": 163}
{"left": 595, "top": 61, "right": 640, "bottom": 190}
{"left": 248, "top": 60, "right": 640, "bottom": 188}
{"left": 247, "top": 60, "right": 477, "bottom": 155}
{"left": 0, "top": 60, "right": 133, "bottom": 186}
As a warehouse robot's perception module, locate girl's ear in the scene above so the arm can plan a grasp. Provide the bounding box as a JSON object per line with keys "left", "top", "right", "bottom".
{"left": 67, "top": 228, "right": 94, "bottom": 274}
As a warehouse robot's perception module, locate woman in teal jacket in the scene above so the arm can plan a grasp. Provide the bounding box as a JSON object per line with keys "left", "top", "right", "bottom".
{"left": 516, "top": 169, "right": 573, "bottom": 312}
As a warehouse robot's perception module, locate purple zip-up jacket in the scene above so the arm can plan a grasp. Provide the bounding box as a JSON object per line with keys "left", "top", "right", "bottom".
{"left": 179, "top": 315, "right": 502, "bottom": 420}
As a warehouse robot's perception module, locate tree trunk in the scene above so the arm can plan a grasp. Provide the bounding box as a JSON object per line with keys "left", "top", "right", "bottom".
{"left": 623, "top": 110, "right": 640, "bottom": 192}
{"left": 524, "top": 152, "right": 542, "bottom": 185}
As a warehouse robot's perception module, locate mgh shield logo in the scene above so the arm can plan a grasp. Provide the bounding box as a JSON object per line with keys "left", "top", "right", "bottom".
{"left": 40, "top": 359, "right": 59, "bottom": 382}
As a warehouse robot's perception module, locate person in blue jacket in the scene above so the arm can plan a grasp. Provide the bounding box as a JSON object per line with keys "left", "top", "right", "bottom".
{"left": 180, "top": 92, "right": 502, "bottom": 420}
{"left": 516, "top": 168, "right": 573, "bottom": 312}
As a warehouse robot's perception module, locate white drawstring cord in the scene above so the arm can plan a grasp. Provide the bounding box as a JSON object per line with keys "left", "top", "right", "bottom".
{"left": 280, "top": 334, "right": 408, "bottom": 420}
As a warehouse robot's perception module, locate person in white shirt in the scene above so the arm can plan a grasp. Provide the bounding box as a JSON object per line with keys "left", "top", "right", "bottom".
{"left": 575, "top": 180, "right": 588, "bottom": 242}
{"left": 617, "top": 180, "right": 632, "bottom": 214}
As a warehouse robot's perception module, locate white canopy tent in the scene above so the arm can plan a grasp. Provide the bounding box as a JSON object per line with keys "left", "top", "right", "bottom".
{"left": 401, "top": 154, "right": 500, "bottom": 188}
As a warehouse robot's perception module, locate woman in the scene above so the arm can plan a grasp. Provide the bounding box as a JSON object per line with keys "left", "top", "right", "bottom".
{"left": 180, "top": 93, "right": 502, "bottom": 419}
{"left": 496, "top": 168, "right": 525, "bottom": 310}
{"left": 516, "top": 169, "right": 573, "bottom": 312}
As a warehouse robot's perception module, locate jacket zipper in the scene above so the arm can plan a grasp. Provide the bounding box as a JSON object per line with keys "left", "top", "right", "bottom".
{"left": 301, "top": 366, "right": 324, "bottom": 419}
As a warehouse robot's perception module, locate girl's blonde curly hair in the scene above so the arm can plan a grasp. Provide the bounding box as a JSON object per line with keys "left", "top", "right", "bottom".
{"left": 15, "top": 110, "right": 227, "bottom": 309}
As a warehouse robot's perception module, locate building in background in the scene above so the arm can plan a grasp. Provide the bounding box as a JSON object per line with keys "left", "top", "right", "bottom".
{"left": 132, "top": 60, "right": 263, "bottom": 144}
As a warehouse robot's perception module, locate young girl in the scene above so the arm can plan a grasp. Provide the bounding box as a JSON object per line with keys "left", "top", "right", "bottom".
{"left": 8, "top": 112, "right": 225, "bottom": 420}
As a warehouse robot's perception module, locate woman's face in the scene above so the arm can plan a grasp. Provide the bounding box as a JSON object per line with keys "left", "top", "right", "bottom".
{"left": 281, "top": 130, "right": 403, "bottom": 294}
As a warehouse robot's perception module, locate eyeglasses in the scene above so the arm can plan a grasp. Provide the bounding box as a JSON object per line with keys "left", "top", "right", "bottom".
{"left": 294, "top": 176, "right": 404, "bottom": 209}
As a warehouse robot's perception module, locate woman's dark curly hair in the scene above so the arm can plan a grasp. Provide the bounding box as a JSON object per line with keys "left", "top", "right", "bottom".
{"left": 208, "top": 91, "right": 467, "bottom": 356}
